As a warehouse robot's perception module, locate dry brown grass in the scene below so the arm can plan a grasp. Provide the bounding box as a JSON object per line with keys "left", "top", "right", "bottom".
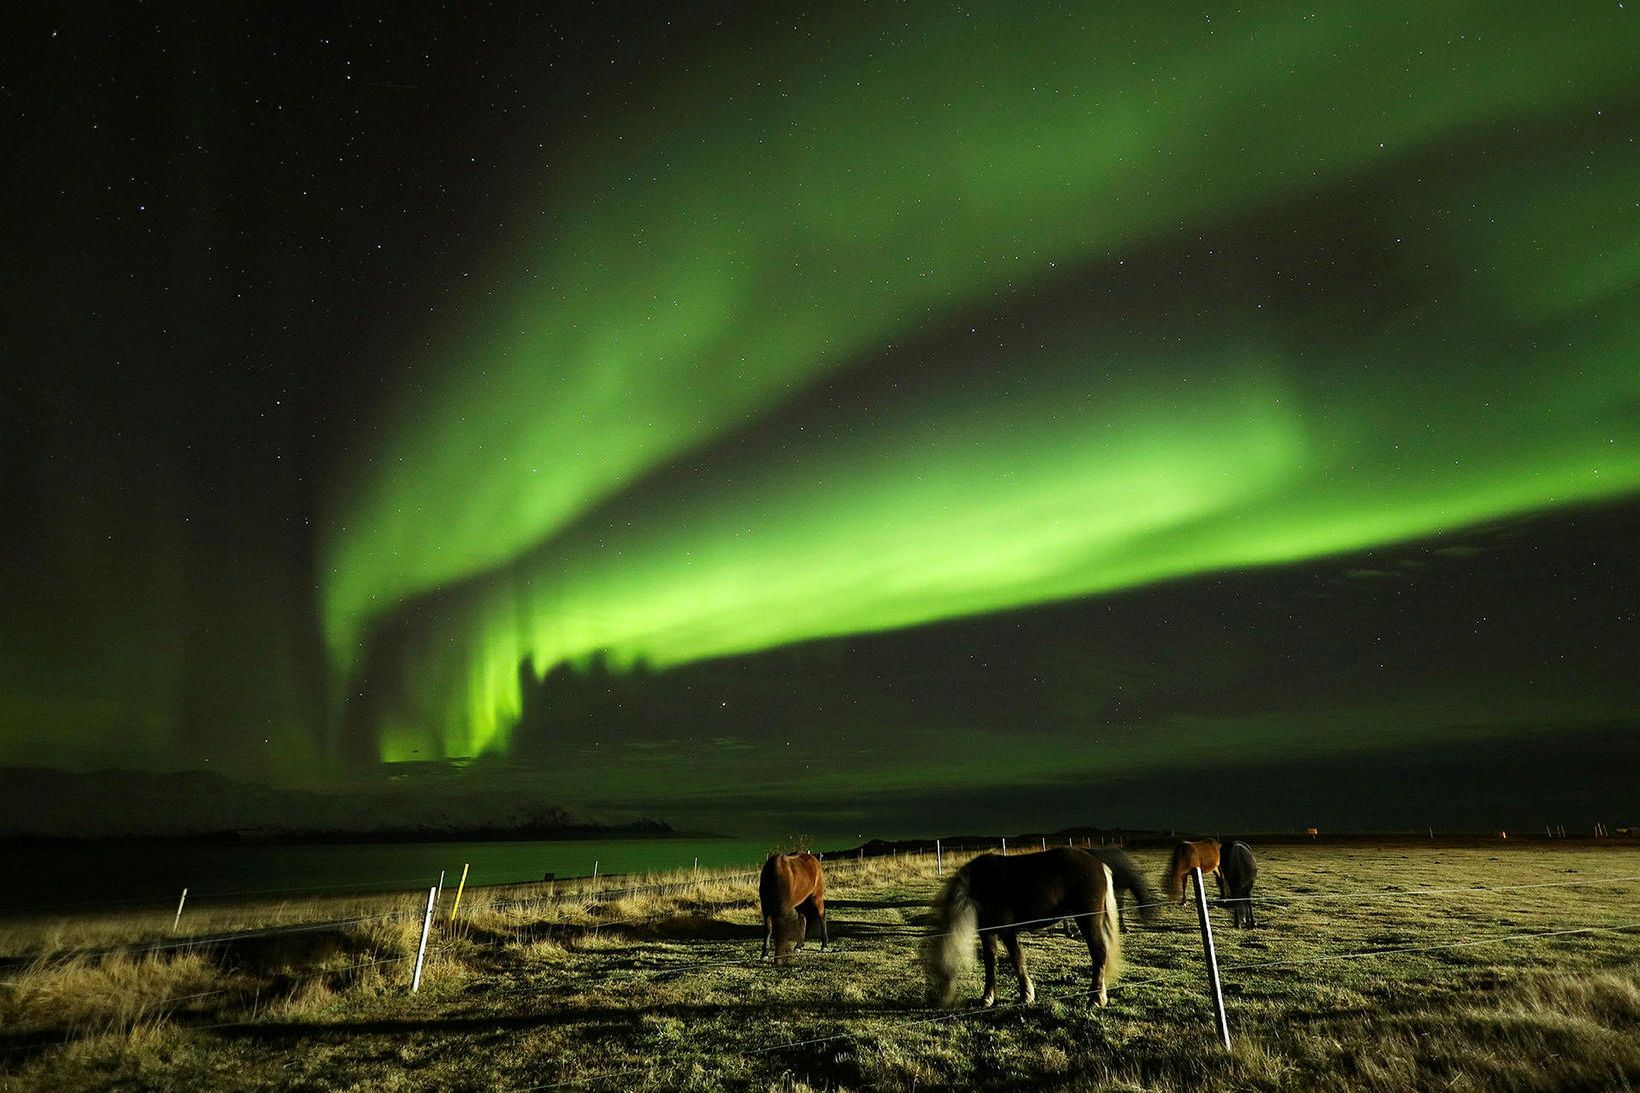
{"left": 1, "top": 844, "right": 1637, "bottom": 1091}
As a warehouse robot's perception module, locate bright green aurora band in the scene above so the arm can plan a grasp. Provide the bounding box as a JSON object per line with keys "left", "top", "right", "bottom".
{"left": 322, "top": 4, "right": 1640, "bottom": 763}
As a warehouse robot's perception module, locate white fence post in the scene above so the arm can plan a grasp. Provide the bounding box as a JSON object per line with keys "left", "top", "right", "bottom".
{"left": 1190, "top": 866, "right": 1231, "bottom": 1050}
{"left": 1001, "top": 837, "right": 1007, "bottom": 855}
{"left": 935, "top": 839, "right": 942, "bottom": 876}
{"left": 411, "top": 886, "right": 437, "bottom": 993}
{"left": 172, "top": 887, "right": 188, "bottom": 933}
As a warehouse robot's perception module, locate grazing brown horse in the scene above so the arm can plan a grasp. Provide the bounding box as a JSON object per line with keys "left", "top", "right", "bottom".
{"left": 1219, "top": 840, "right": 1258, "bottom": 927}
{"left": 1164, "top": 838, "right": 1223, "bottom": 904}
{"left": 922, "top": 847, "right": 1121, "bottom": 1007}
{"left": 759, "top": 852, "right": 827, "bottom": 963}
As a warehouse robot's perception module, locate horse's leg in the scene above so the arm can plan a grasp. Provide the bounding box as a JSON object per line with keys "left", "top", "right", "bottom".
{"left": 762, "top": 915, "right": 773, "bottom": 960}
{"left": 980, "top": 933, "right": 998, "bottom": 1007}
{"left": 1002, "top": 932, "right": 1033, "bottom": 1004}
{"left": 1214, "top": 867, "right": 1226, "bottom": 902}
{"left": 794, "top": 906, "right": 809, "bottom": 950}
{"left": 1116, "top": 889, "right": 1128, "bottom": 934}
{"left": 1075, "top": 912, "right": 1109, "bottom": 1006}
{"left": 815, "top": 893, "right": 828, "bottom": 950}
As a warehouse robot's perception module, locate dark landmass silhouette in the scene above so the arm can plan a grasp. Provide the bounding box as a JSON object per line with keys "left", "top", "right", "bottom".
{"left": 0, "top": 767, "right": 672, "bottom": 843}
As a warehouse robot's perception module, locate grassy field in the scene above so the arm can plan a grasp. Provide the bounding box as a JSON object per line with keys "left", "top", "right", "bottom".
{"left": 2, "top": 841, "right": 1638, "bottom": 1091}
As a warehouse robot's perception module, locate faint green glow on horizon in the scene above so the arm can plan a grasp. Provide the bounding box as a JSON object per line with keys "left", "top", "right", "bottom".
{"left": 317, "top": 4, "right": 1640, "bottom": 762}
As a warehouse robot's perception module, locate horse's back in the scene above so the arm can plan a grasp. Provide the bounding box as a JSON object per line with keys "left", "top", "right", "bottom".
{"left": 1222, "top": 841, "right": 1257, "bottom": 891}
{"left": 965, "top": 847, "right": 1107, "bottom": 926}
{"left": 760, "top": 852, "right": 823, "bottom": 914}
{"left": 1189, "top": 838, "right": 1222, "bottom": 871}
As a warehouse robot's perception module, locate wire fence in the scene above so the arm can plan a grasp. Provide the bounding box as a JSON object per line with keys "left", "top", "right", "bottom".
{"left": 496, "top": 916, "right": 1640, "bottom": 1092}
{"left": 3, "top": 841, "right": 1638, "bottom": 1085}
{"left": 5, "top": 841, "right": 1637, "bottom": 972}
{"left": 5, "top": 841, "right": 1635, "bottom": 967}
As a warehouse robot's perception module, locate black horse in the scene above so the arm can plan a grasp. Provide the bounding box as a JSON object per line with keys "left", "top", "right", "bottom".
{"left": 1058, "top": 848, "right": 1159, "bottom": 936}
{"left": 1092, "top": 848, "right": 1159, "bottom": 933}
{"left": 922, "top": 847, "right": 1121, "bottom": 1007}
{"left": 1219, "top": 840, "right": 1258, "bottom": 927}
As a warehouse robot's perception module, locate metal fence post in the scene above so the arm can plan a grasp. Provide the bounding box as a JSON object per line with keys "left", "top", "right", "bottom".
{"left": 935, "top": 839, "right": 942, "bottom": 876}
{"left": 172, "top": 887, "right": 188, "bottom": 933}
{"left": 1190, "top": 866, "right": 1231, "bottom": 1050}
{"left": 411, "top": 885, "right": 437, "bottom": 993}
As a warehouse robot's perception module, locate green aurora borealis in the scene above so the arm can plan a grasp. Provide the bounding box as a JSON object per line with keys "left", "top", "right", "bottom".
{"left": 4, "top": 3, "right": 1638, "bottom": 831}
{"left": 321, "top": 4, "right": 1640, "bottom": 762}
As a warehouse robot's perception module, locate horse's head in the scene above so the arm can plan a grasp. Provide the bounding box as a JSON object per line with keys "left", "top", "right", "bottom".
{"left": 919, "top": 934, "right": 960, "bottom": 1006}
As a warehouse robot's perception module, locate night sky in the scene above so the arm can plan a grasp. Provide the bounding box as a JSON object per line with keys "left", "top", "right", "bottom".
{"left": 3, "top": 2, "right": 1636, "bottom": 835}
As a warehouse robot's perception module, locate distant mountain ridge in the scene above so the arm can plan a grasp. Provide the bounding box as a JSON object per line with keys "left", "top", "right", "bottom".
{"left": 0, "top": 767, "right": 671, "bottom": 841}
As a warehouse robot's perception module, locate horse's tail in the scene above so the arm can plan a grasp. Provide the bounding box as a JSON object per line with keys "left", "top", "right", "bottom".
{"left": 1162, "top": 844, "right": 1186, "bottom": 902}
{"left": 920, "top": 869, "right": 978, "bottom": 1006}
{"left": 1099, "top": 864, "right": 1123, "bottom": 984}
{"left": 758, "top": 855, "right": 783, "bottom": 922}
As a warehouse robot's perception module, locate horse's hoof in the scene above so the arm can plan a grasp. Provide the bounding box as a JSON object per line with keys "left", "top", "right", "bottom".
{"left": 981, "top": 993, "right": 997, "bottom": 1008}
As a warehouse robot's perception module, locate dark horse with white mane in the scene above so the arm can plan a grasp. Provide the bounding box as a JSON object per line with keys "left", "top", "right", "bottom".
{"left": 759, "top": 852, "right": 827, "bottom": 964}
{"left": 922, "top": 847, "right": 1121, "bottom": 1007}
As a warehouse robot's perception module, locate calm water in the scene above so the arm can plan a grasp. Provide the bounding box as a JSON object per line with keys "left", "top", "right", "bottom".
{"left": 3, "top": 835, "right": 846, "bottom": 915}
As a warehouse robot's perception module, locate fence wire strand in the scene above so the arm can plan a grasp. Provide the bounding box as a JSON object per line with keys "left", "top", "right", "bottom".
{"left": 498, "top": 918, "right": 1640, "bottom": 1091}
{"left": 5, "top": 843, "right": 1639, "bottom": 1087}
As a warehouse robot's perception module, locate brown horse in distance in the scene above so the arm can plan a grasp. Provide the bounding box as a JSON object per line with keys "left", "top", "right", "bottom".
{"left": 1164, "top": 838, "right": 1223, "bottom": 903}
{"left": 759, "top": 852, "right": 828, "bottom": 963}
